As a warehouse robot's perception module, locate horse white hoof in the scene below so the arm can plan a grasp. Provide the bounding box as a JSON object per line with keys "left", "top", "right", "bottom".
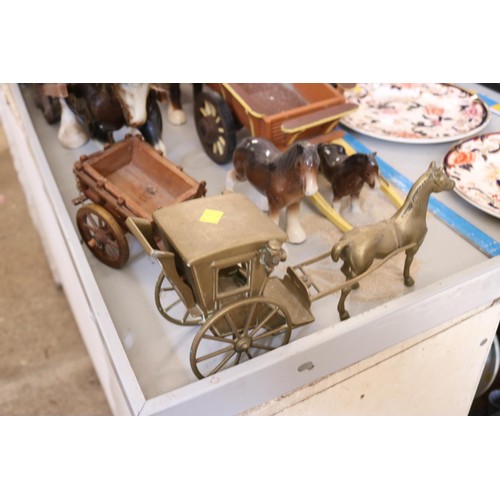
{"left": 255, "top": 193, "right": 269, "bottom": 212}
{"left": 153, "top": 139, "right": 167, "bottom": 157}
{"left": 58, "top": 122, "right": 88, "bottom": 149}
{"left": 167, "top": 107, "right": 187, "bottom": 125}
{"left": 350, "top": 198, "right": 362, "bottom": 214}
{"left": 287, "top": 226, "right": 307, "bottom": 244}
{"left": 58, "top": 97, "right": 89, "bottom": 149}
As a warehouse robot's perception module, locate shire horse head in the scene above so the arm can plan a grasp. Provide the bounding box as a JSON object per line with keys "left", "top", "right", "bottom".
{"left": 113, "top": 83, "right": 150, "bottom": 127}
{"left": 279, "top": 141, "right": 320, "bottom": 197}
{"left": 317, "top": 143, "right": 348, "bottom": 178}
{"left": 363, "top": 152, "right": 379, "bottom": 188}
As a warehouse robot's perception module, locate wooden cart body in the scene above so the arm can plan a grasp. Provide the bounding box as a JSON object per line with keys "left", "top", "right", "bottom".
{"left": 214, "top": 83, "right": 357, "bottom": 147}
{"left": 73, "top": 135, "right": 206, "bottom": 267}
{"left": 194, "top": 83, "right": 358, "bottom": 164}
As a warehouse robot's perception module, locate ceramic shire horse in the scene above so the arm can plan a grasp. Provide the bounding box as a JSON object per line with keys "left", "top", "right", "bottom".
{"left": 318, "top": 144, "right": 379, "bottom": 213}
{"left": 58, "top": 84, "right": 165, "bottom": 154}
{"left": 331, "top": 161, "right": 455, "bottom": 320}
{"left": 227, "top": 137, "right": 320, "bottom": 244}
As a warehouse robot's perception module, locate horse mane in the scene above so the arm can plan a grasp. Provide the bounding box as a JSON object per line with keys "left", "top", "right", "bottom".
{"left": 274, "top": 142, "right": 309, "bottom": 170}
{"left": 392, "top": 170, "right": 430, "bottom": 220}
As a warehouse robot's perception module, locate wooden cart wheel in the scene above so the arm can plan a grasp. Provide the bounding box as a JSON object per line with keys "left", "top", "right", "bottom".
{"left": 190, "top": 296, "right": 292, "bottom": 380}
{"left": 194, "top": 91, "right": 236, "bottom": 165}
{"left": 76, "top": 204, "right": 129, "bottom": 268}
{"left": 154, "top": 272, "right": 203, "bottom": 326}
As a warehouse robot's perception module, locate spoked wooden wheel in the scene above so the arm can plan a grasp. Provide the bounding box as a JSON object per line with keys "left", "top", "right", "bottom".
{"left": 190, "top": 297, "right": 292, "bottom": 380}
{"left": 194, "top": 91, "right": 236, "bottom": 165}
{"left": 76, "top": 204, "right": 129, "bottom": 268}
{"left": 154, "top": 272, "right": 203, "bottom": 326}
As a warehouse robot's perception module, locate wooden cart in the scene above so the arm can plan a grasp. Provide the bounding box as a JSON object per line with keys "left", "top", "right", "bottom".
{"left": 194, "top": 83, "right": 358, "bottom": 164}
{"left": 72, "top": 135, "right": 206, "bottom": 268}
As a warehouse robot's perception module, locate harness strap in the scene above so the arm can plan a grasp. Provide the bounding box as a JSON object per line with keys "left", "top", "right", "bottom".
{"left": 389, "top": 221, "right": 401, "bottom": 248}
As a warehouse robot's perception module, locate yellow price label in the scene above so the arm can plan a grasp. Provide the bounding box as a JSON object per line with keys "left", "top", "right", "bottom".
{"left": 199, "top": 209, "right": 224, "bottom": 224}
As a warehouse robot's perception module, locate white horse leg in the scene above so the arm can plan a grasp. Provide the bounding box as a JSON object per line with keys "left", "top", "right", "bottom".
{"left": 350, "top": 195, "right": 362, "bottom": 214}
{"left": 152, "top": 138, "right": 167, "bottom": 156}
{"left": 223, "top": 169, "right": 238, "bottom": 194}
{"left": 254, "top": 193, "right": 269, "bottom": 212}
{"left": 332, "top": 198, "right": 342, "bottom": 214}
{"left": 268, "top": 206, "right": 281, "bottom": 226}
{"left": 167, "top": 106, "right": 187, "bottom": 125}
{"left": 285, "top": 202, "right": 306, "bottom": 244}
{"left": 57, "top": 98, "right": 88, "bottom": 149}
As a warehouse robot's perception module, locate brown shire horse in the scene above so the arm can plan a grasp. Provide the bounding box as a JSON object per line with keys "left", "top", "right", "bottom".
{"left": 318, "top": 146, "right": 379, "bottom": 213}
{"left": 331, "top": 161, "right": 455, "bottom": 320}
{"left": 227, "top": 137, "right": 320, "bottom": 244}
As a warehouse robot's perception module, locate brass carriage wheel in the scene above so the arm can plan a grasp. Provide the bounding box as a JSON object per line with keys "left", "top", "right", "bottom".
{"left": 154, "top": 272, "right": 203, "bottom": 326}
{"left": 190, "top": 296, "right": 292, "bottom": 380}
{"left": 76, "top": 204, "right": 129, "bottom": 268}
{"left": 194, "top": 91, "right": 236, "bottom": 165}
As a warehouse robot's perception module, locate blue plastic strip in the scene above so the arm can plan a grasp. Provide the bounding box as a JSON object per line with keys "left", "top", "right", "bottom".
{"left": 478, "top": 93, "right": 497, "bottom": 108}
{"left": 342, "top": 132, "right": 500, "bottom": 257}
{"left": 478, "top": 93, "right": 500, "bottom": 116}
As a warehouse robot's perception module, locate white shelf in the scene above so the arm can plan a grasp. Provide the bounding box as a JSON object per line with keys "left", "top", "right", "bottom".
{"left": 2, "top": 83, "right": 499, "bottom": 415}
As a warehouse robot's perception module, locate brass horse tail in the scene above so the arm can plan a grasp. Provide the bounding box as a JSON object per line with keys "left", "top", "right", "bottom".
{"left": 331, "top": 240, "right": 349, "bottom": 262}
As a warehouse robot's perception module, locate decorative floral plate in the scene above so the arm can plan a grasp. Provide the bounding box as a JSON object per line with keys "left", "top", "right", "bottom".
{"left": 341, "top": 83, "right": 490, "bottom": 144}
{"left": 443, "top": 132, "right": 500, "bottom": 218}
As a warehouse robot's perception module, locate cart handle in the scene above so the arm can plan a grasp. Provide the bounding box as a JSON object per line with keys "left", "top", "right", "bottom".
{"left": 126, "top": 217, "right": 196, "bottom": 309}
{"left": 126, "top": 217, "right": 163, "bottom": 257}
{"left": 281, "top": 103, "right": 358, "bottom": 135}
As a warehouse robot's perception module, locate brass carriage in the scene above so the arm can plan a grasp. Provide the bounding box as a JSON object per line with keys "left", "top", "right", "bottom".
{"left": 127, "top": 168, "right": 439, "bottom": 380}
{"left": 127, "top": 193, "right": 320, "bottom": 379}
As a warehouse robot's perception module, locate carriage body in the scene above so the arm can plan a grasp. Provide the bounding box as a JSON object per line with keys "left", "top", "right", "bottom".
{"left": 151, "top": 193, "right": 288, "bottom": 317}
{"left": 73, "top": 135, "right": 206, "bottom": 268}
{"left": 195, "top": 83, "right": 358, "bottom": 164}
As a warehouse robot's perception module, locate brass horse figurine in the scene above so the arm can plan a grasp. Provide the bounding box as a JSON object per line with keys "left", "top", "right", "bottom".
{"left": 331, "top": 161, "right": 455, "bottom": 320}
{"left": 226, "top": 137, "right": 320, "bottom": 244}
